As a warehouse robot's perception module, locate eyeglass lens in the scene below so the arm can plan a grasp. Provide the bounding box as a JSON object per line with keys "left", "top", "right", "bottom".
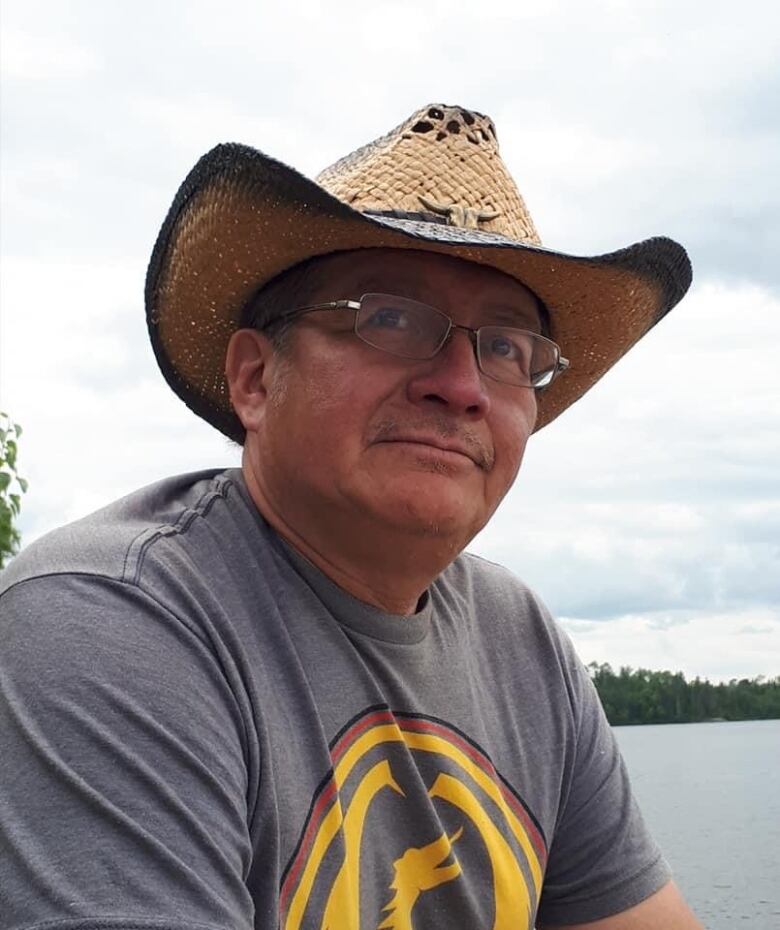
{"left": 355, "top": 293, "right": 560, "bottom": 388}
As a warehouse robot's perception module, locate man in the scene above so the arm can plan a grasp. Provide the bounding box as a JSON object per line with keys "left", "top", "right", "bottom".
{"left": 0, "top": 104, "right": 702, "bottom": 928}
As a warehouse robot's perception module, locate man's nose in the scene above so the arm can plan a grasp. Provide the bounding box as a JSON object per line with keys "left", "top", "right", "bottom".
{"left": 406, "top": 329, "right": 491, "bottom": 417}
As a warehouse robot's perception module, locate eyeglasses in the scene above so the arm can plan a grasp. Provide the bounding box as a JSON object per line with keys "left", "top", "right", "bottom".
{"left": 266, "top": 293, "right": 570, "bottom": 389}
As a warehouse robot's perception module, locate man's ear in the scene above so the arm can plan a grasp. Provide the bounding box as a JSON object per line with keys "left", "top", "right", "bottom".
{"left": 225, "top": 328, "right": 276, "bottom": 434}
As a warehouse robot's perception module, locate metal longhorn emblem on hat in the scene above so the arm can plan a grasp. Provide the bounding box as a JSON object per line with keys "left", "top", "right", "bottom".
{"left": 417, "top": 195, "right": 501, "bottom": 230}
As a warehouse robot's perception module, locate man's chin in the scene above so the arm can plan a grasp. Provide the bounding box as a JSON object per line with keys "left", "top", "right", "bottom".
{"left": 366, "top": 487, "right": 483, "bottom": 542}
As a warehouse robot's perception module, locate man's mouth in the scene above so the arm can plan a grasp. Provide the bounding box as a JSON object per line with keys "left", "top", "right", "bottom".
{"left": 370, "top": 422, "right": 494, "bottom": 471}
{"left": 380, "top": 436, "right": 478, "bottom": 464}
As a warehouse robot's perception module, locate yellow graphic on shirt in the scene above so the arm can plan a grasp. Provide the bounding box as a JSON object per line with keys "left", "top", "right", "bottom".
{"left": 377, "top": 827, "right": 463, "bottom": 930}
{"left": 321, "top": 760, "right": 404, "bottom": 930}
{"left": 280, "top": 710, "right": 547, "bottom": 930}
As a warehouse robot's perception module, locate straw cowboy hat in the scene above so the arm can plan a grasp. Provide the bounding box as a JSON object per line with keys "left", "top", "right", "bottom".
{"left": 146, "top": 103, "right": 692, "bottom": 442}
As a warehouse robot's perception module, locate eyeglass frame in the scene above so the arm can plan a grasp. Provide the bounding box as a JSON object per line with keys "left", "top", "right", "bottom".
{"left": 262, "top": 293, "right": 570, "bottom": 390}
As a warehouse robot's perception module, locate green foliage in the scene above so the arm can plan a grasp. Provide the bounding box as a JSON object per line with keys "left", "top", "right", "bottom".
{"left": 588, "top": 662, "right": 780, "bottom": 725}
{"left": 0, "top": 412, "right": 28, "bottom": 570}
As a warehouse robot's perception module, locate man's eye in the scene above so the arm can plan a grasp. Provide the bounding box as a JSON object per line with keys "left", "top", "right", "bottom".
{"left": 488, "top": 335, "right": 517, "bottom": 358}
{"left": 365, "top": 307, "right": 409, "bottom": 330}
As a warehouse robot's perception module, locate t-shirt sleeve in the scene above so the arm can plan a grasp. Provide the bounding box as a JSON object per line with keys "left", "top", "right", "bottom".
{"left": 0, "top": 573, "right": 255, "bottom": 930}
{"left": 535, "top": 650, "right": 671, "bottom": 926}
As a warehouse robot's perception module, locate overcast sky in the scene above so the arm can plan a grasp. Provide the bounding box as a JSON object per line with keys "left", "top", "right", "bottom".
{"left": 2, "top": 0, "right": 778, "bottom": 682}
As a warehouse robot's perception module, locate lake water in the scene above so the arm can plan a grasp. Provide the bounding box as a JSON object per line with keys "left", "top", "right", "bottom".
{"left": 614, "top": 719, "right": 780, "bottom": 930}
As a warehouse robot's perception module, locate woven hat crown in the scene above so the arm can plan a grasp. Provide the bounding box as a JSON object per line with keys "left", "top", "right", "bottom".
{"left": 316, "top": 103, "right": 541, "bottom": 244}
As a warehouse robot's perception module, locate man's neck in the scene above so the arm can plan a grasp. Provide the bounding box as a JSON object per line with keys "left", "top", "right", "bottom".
{"left": 240, "top": 460, "right": 465, "bottom": 616}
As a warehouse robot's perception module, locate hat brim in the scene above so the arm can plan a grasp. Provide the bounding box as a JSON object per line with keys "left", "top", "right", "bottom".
{"left": 146, "top": 143, "right": 692, "bottom": 442}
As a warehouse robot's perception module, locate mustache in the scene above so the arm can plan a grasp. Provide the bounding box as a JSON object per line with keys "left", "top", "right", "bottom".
{"left": 369, "top": 416, "right": 495, "bottom": 471}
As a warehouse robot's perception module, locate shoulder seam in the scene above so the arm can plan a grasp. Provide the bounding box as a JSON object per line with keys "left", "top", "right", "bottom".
{"left": 0, "top": 569, "right": 116, "bottom": 604}
{"left": 123, "top": 475, "right": 236, "bottom": 585}
{"left": 0, "top": 571, "right": 218, "bottom": 659}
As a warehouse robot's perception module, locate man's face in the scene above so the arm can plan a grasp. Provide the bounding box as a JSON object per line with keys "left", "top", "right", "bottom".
{"left": 248, "top": 248, "right": 541, "bottom": 547}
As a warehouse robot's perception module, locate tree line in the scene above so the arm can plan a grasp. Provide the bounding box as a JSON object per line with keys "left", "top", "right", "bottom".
{"left": 588, "top": 662, "right": 780, "bottom": 726}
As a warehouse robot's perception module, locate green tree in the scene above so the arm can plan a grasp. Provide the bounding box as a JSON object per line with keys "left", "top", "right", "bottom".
{"left": 0, "top": 412, "right": 28, "bottom": 569}
{"left": 588, "top": 662, "right": 780, "bottom": 725}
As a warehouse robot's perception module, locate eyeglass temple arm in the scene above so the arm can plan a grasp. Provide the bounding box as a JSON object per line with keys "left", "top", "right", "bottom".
{"left": 271, "top": 299, "right": 361, "bottom": 324}
{"left": 302, "top": 300, "right": 361, "bottom": 312}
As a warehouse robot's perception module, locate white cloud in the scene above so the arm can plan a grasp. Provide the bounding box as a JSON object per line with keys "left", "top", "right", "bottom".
{"left": 0, "top": 255, "right": 239, "bottom": 541}
{"left": 559, "top": 608, "right": 780, "bottom": 683}
{"left": 1, "top": 28, "right": 100, "bottom": 80}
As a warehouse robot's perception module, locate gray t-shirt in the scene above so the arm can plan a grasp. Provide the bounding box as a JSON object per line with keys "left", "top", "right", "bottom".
{"left": 0, "top": 469, "right": 669, "bottom": 929}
